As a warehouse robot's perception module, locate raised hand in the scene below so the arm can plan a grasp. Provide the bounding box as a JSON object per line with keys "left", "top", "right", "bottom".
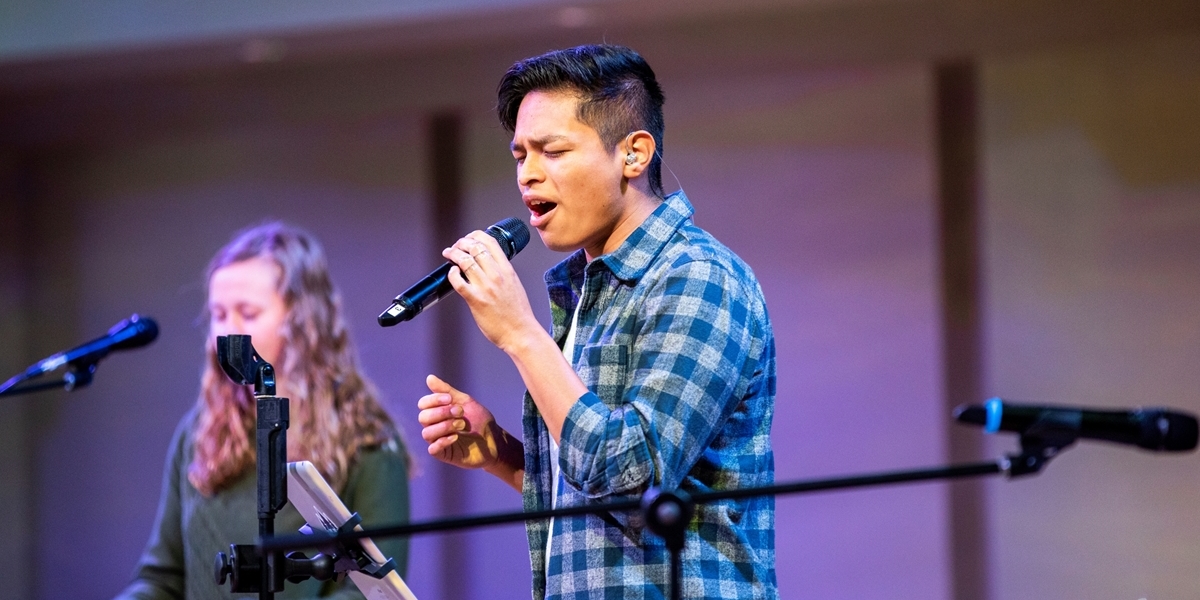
{"left": 417, "top": 374, "right": 507, "bottom": 471}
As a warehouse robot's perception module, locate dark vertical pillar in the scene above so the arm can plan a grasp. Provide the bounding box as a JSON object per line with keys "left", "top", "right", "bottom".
{"left": 936, "top": 62, "right": 991, "bottom": 600}
{"left": 428, "top": 111, "right": 471, "bottom": 600}
{"left": 0, "top": 150, "right": 35, "bottom": 600}
{"left": 22, "top": 149, "right": 82, "bottom": 600}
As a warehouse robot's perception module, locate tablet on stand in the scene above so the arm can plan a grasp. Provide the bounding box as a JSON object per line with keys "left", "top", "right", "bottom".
{"left": 286, "top": 460, "right": 418, "bottom": 600}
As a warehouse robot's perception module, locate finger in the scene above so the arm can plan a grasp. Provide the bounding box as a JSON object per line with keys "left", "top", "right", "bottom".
{"left": 425, "top": 374, "right": 473, "bottom": 406}
{"left": 450, "top": 233, "right": 482, "bottom": 252}
{"left": 417, "top": 408, "right": 440, "bottom": 427}
{"left": 417, "top": 404, "right": 458, "bottom": 427}
{"left": 420, "top": 424, "right": 443, "bottom": 444}
{"left": 417, "top": 392, "right": 451, "bottom": 410}
{"left": 454, "top": 239, "right": 493, "bottom": 276}
{"left": 442, "top": 246, "right": 479, "bottom": 277}
{"left": 426, "top": 373, "right": 456, "bottom": 394}
{"left": 423, "top": 412, "right": 468, "bottom": 436}
{"left": 442, "top": 249, "right": 476, "bottom": 274}
{"left": 441, "top": 244, "right": 466, "bottom": 261}
{"left": 452, "top": 233, "right": 499, "bottom": 269}
{"left": 445, "top": 264, "right": 471, "bottom": 294}
{"left": 465, "top": 230, "right": 503, "bottom": 253}
{"left": 448, "top": 236, "right": 486, "bottom": 263}
{"left": 428, "top": 434, "right": 459, "bottom": 455}
{"left": 417, "top": 403, "right": 464, "bottom": 426}
{"left": 465, "top": 231, "right": 506, "bottom": 264}
{"left": 438, "top": 248, "right": 475, "bottom": 290}
{"left": 470, "top": 248, "right": 494, "bottom": 271}
{"left": 421, "top": 419, "right": 465, "bottom": 443}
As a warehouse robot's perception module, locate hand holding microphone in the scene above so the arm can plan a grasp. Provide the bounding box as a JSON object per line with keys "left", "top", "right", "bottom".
{"left": 378, "top": 217, "right": 530, "bottom": 327}
{"left": 444, "top": 223, "right": 553, "bottom": 353}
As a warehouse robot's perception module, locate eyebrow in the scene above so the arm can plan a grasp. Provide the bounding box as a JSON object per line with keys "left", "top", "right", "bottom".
{"left": 511, "top": 134, "right": 569, "bottom": 152}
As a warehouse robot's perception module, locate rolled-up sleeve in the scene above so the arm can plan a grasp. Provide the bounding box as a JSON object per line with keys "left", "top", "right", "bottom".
{"left": 558, "top": 256, "right": 763, "bottom": 498}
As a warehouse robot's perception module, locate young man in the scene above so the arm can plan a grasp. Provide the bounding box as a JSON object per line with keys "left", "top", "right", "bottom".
{"left": 417, "top": 44, "right": 777, "bottom": 599}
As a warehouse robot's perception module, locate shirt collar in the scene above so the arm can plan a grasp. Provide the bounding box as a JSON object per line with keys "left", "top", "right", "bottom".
{"left": 594, "top": 190, "right": 693, "bottom": 283}
{"left": 544, "top": 190, "right": 694, "bottom": 292}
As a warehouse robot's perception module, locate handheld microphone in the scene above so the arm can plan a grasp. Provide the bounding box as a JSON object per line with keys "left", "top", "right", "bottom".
{"left": 24, "top": 314, "right": 159, "bottom": 378}
{"left": 378, "top": 217, "right": 531, "bottom": 327}
{"left": 955, "top": 398, "right": 1199, "bottom": 452}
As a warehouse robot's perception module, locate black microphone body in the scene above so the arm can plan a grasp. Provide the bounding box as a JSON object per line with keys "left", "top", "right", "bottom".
{"left": 25, "top": 314, "right": 159, "bottom": 377}
{"left": 378, "top": 217, "right": 531, "bottom": 327}
{"left": 955, "top": 398, "right": 1199, "bottom": 452}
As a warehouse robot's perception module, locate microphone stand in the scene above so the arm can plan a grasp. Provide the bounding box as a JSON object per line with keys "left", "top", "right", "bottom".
{"left": 253, "top": 368, "right": 289, "bottom": 599}
{"left": 211, "top": 335, "right": 288, "bottom": 600}
{"left": 0, "top": 361, "right": 98, "bottom": 397}
{"left": 0, "top": 314, "right": 157, "bottom": 398}
{"left": 262, "top": 429, "right": 1079, "bottom": 600}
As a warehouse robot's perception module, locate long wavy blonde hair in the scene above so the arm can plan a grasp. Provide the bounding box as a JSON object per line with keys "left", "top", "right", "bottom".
{"left": 188, "top": 222, "right": 403, "bottom": 496}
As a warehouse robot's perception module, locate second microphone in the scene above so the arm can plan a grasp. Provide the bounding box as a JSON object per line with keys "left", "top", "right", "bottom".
{"left": 378, "top": 217, "right": 531, "bottom": 327}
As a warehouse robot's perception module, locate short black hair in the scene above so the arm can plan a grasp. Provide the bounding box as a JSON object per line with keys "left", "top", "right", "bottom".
{"left": 497, "top": 44, "right": 666, "bottom": 197}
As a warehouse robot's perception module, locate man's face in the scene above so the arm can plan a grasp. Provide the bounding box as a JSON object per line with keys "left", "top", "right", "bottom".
{"left": 511, "top": 90, "right": 630, "bottom": 259}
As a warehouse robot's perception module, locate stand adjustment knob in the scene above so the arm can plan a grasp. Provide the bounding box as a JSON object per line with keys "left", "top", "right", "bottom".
{"left": 214, "top": 551, "right": 233, "bottom": 585}
{"left": 214, "top": 543, "right": 262, "bottom": 592}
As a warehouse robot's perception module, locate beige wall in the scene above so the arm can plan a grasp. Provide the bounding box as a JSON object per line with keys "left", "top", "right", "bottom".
{"left": 982, "top": 34, "right": 1200, "bottom": 599}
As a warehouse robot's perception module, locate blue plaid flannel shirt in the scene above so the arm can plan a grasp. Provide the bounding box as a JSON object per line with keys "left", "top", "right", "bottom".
{"left": 522, "top": 191, "right": 777, "bottom": 599}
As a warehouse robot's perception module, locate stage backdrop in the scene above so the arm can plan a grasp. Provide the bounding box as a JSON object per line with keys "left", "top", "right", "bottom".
{"left": 1, "top": 5, "right": 1198, "bottom": 600}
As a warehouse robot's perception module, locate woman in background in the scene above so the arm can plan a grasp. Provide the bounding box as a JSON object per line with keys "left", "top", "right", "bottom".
{"left": 116, "top": 222, "right": 410, "bottom": 599}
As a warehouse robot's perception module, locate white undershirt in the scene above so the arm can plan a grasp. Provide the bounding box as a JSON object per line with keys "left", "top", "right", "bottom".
{"left": 546, "top": 300, "right": 581, "bottom": 575}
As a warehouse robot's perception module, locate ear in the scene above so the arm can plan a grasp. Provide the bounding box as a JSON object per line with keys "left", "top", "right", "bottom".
{"left": 621, "top": 130, "right": 656, "bottom": 179}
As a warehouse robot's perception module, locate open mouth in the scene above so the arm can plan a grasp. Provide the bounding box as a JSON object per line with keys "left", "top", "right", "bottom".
{"left": 526, "top": 199, "right": 557, "bottom": 224}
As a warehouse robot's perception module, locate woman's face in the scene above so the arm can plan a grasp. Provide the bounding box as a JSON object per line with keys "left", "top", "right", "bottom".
{"left": 208, "top": 257, "right": 288, "bottom": 368}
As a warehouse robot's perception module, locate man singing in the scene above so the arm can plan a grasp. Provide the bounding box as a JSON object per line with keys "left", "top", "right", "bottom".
{"left": 417, "top": 44, "right": 777, "bottom": 599}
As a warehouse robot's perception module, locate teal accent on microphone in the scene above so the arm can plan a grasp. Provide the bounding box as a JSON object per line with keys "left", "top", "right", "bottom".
{"left": 984, "top": 397, "right": 1003, "bottom": 433}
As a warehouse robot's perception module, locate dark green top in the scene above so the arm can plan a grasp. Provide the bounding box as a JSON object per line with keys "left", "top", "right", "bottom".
{"left": 114, "top": 408, "right": 410, "bottom": 600}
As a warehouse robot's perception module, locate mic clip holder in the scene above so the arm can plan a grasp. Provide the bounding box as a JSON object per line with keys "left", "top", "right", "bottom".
{"left": 0, "top": 354, "right": 100, "bottom": 397}
{"left": 216, "top": 334, "right": 276, "bottom": 397}
{"left": 63, "top": 361, "right": 97, "bottom": 391}
{"left": 1003, "top": 414, "right": 1080, "bottom": 478}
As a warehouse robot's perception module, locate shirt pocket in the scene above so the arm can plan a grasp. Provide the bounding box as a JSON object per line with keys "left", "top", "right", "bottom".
{"left": 576, "top": 343, "right": 629, "bottom": 405}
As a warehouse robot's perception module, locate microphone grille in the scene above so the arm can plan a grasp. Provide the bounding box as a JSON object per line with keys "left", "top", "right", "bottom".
{"left": 1156, "top": 410, "right": 1199, "bottom": 451}
{"left": 110, "top": 314, "right": 160, "bottom": 351}
{"left": 487, "top": 217, "right": 531, "bottom": 259}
